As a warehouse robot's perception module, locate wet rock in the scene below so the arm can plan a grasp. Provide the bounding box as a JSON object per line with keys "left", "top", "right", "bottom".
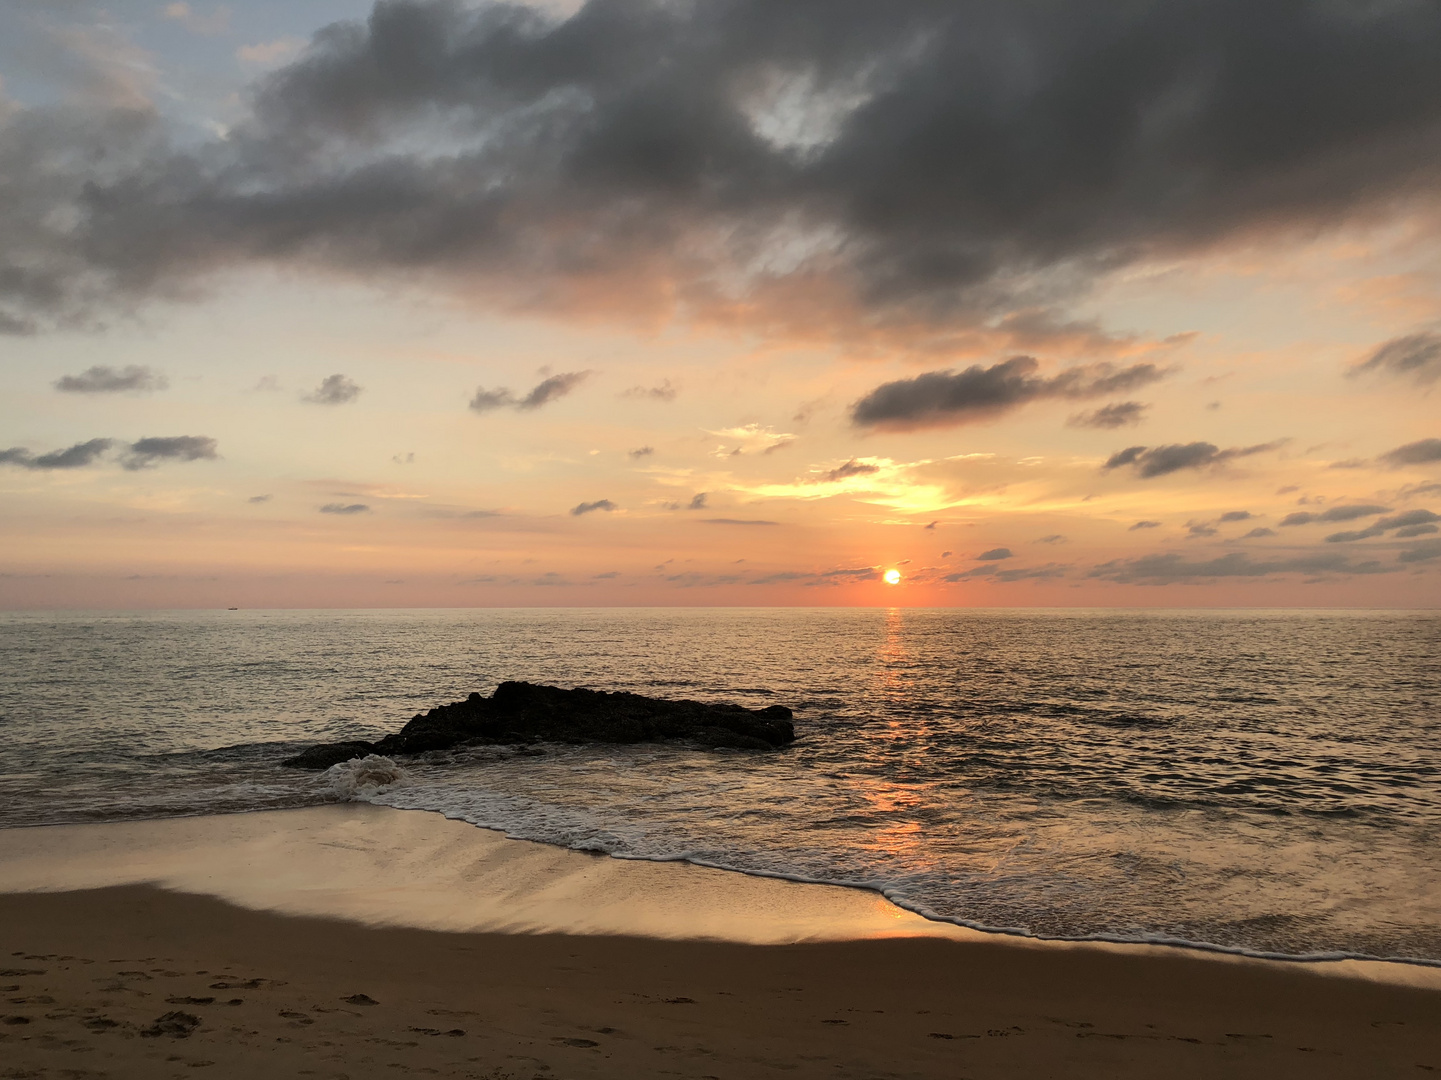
{"left": 282, "top": 681, "right": 794, "bottom": 768}
{"left": 279, "top": 740, "right": 376, "bottom": 770}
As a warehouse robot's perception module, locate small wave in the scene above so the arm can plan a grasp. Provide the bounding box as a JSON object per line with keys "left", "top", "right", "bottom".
{"left": 324, "top": 755, "right": 411, "bottom": 800}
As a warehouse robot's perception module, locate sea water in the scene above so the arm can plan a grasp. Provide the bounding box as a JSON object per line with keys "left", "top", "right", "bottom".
{"left": 1, "top": 608, "right": 1437, "bottom": 962}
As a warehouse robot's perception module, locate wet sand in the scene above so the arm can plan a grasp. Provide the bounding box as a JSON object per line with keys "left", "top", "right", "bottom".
{"left": 2, "top": 805, "right": 1439, "bottom": 1079}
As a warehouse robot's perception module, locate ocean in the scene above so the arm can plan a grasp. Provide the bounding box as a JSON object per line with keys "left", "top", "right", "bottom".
{"left": 1, "top": 607, "right": 1437, "bottom": 963}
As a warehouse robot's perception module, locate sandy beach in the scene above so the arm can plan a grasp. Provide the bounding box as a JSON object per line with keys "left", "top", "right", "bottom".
{"left": 2, "top": 806, "right": 1438, "bottom": 1079}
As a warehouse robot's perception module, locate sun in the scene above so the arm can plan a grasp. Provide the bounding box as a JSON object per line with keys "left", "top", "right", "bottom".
{"left": 883, "top": 569, "right": 902, "bottom": 585}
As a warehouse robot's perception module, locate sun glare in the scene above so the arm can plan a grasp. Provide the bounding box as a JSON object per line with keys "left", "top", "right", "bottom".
{"left": 883, "top": 569, "right": 902, "bottom": 585}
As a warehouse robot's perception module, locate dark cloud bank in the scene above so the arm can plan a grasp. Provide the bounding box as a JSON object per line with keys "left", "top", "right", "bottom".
{"left": 5, "top": 0, "right": 1441, "bottom": 344}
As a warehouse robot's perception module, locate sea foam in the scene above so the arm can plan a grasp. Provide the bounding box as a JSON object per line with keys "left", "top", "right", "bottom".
{"left": 324, "top": 755, "right": 411, "bottom": 800}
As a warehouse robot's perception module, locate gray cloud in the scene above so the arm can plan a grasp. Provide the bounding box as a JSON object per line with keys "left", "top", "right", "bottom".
{"left": 820, "top": 458, "right": 880, "bottom": 482}
{"left": 1218, "top": 510, "right": 1252, "bottom": 522}
{"left": 570, "top": 498, "right": 616, "bottom": 516}
{"left": 11, "top": 0, "right": 1441, "bottom": 344}
{"left": 1129, "top": 520, "right": 1161, "bottom": 531}
{"left": 0, "top": 438, "right": 114, "bottom": 469}
{"left": 703, "top": 518, "right": 779, "bottom": 526}
{"left": 1103, "top": 440, "right": 1284, "bottom": 478}
{"left": 120, "top": 435, "right": 219, "bottom": 470}
{"left": 1351, "top": 332, "right": 1441, "bottom": 387}
{"left": 1280, "top": 504, "right": 1391, "bottom": 526}
{"left": 303, "top": 373, "right": 363, "bottom": 405}
{"left": 687, "top": 492, "right": 708, "bottom": 510}
{"left": 470, "top": 371, "right": 589, "bottom": 413}
{"left": 852, "top": 357, "right": 1165, "bottom": 431}
{"left": 1381, "top": 439, "right": 1441, "bottom": 467}
{"left": 976, "top": 547, "right": 1012, "bottom": 561}
{"left": 1067, "top": 401, "right": 1148, "bottom": 430}
{"left": 1396, "top": 523, "right": 1439, "bottom": 538}
{"left": 628, "top": 446, "right": 654, "bottom": 459}
{"left": 1324, "top": 508, "right": 1438, "bottom": 543}
{"left": 1090, "top": 551, "right": 1387, "bottom": 584}
{"left": 750, "top": 565, "right": 878, "bottom": 586}
{"left": 946, "top": 563, "right": 1067, "bottom": 583}
{"left": 320, "top": 502, "right": 370, "bottom": 514}
{"left": 1399, "top": 539, "right": 1441, "bottom": 563}
{"left": 1035, "top": 534, "right": 1066, "bottom": 545}
{"left": 1240, "top": 527, "right": 1275, "bottom": 539}
{"left": 622, "top": 380, "right": 677, "bottom": 402}
{"left": 248, "top": 494, "right": 272, "bottom": 503}
{"left": 0, "top": 435, "right": 217, "bottom": 470}
{"left": 54, "top": 365, "right": 167, "bottom": 393}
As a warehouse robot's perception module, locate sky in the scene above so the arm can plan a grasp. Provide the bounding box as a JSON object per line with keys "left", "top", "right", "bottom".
{"left": 1, "top": 0, "right": 1440, "bottom": 608}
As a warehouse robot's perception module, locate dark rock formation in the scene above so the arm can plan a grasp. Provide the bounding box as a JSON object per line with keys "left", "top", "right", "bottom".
{"left": 281, "top": 741, "right": 378, "bottom": 770}
{"left": 281, "top": 681, "right": 795, "bottom": 769}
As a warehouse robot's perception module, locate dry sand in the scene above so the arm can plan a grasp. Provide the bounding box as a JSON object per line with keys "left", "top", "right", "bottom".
{"left": 2, "top": 805, "right": 1438, "bottom": 1080}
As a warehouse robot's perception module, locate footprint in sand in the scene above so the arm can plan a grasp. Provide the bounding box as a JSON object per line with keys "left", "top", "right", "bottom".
{"left": 209, "top": 978, "right": 275, "bottom": 990}
{"left": 141, "top": 1011, "right": 201, "bottom": 1038}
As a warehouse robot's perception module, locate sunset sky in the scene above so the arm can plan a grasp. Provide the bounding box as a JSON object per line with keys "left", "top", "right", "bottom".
{"left": 2, "top": 0, "right": 1439, "bottom": 608}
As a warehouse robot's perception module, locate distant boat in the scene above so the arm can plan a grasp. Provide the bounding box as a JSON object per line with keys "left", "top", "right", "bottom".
{"left": 227, "top": 607, "right": 238, "bottom": 610}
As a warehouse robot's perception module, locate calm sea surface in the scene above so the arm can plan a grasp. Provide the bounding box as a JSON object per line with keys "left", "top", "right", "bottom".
{"left": 1, "top": 608, "right": 1437, "bottom": 962}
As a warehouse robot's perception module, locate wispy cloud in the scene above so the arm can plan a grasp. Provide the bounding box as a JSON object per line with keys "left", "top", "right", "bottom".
{"left": 162, "top": 3, "right": 230, "bottom": 36}
{"left": 622, "top": 379, "right": 677, "bottom": 402}
{"left": 1067, "top": 401, "right": 1148, "bottom": 429}
{"left": 707, "top": 424, "right": 796, "bottom": 456}
{"left": 1091, "top": 551, "right": 1391, "bottom": 583}
{"left": 1280, "top": 504, "right": 1391, "bottom": 526}
{"left": 1103, "top": 440, "right": 1286, "bottom": 478}
{"left": 237, "top": 37, "right": 304, "bottom": 66}
{"left": 1350, "top": 332, "right": 1441, "bottom": 387}
{"left": 471, "top": 372, "right": 590, "bottom": 413}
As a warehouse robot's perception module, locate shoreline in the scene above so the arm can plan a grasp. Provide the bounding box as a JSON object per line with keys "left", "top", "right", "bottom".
{"left": 2, "top": 802, "right": 1439, "bottom": 984}
{"left": 3, "top": 805, "right": 1440, "bottom": 1078}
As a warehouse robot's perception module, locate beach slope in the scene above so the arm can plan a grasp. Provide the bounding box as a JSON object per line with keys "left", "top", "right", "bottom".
{"left": 1, "top": 806, "right": 1438, "bottom": 1079}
